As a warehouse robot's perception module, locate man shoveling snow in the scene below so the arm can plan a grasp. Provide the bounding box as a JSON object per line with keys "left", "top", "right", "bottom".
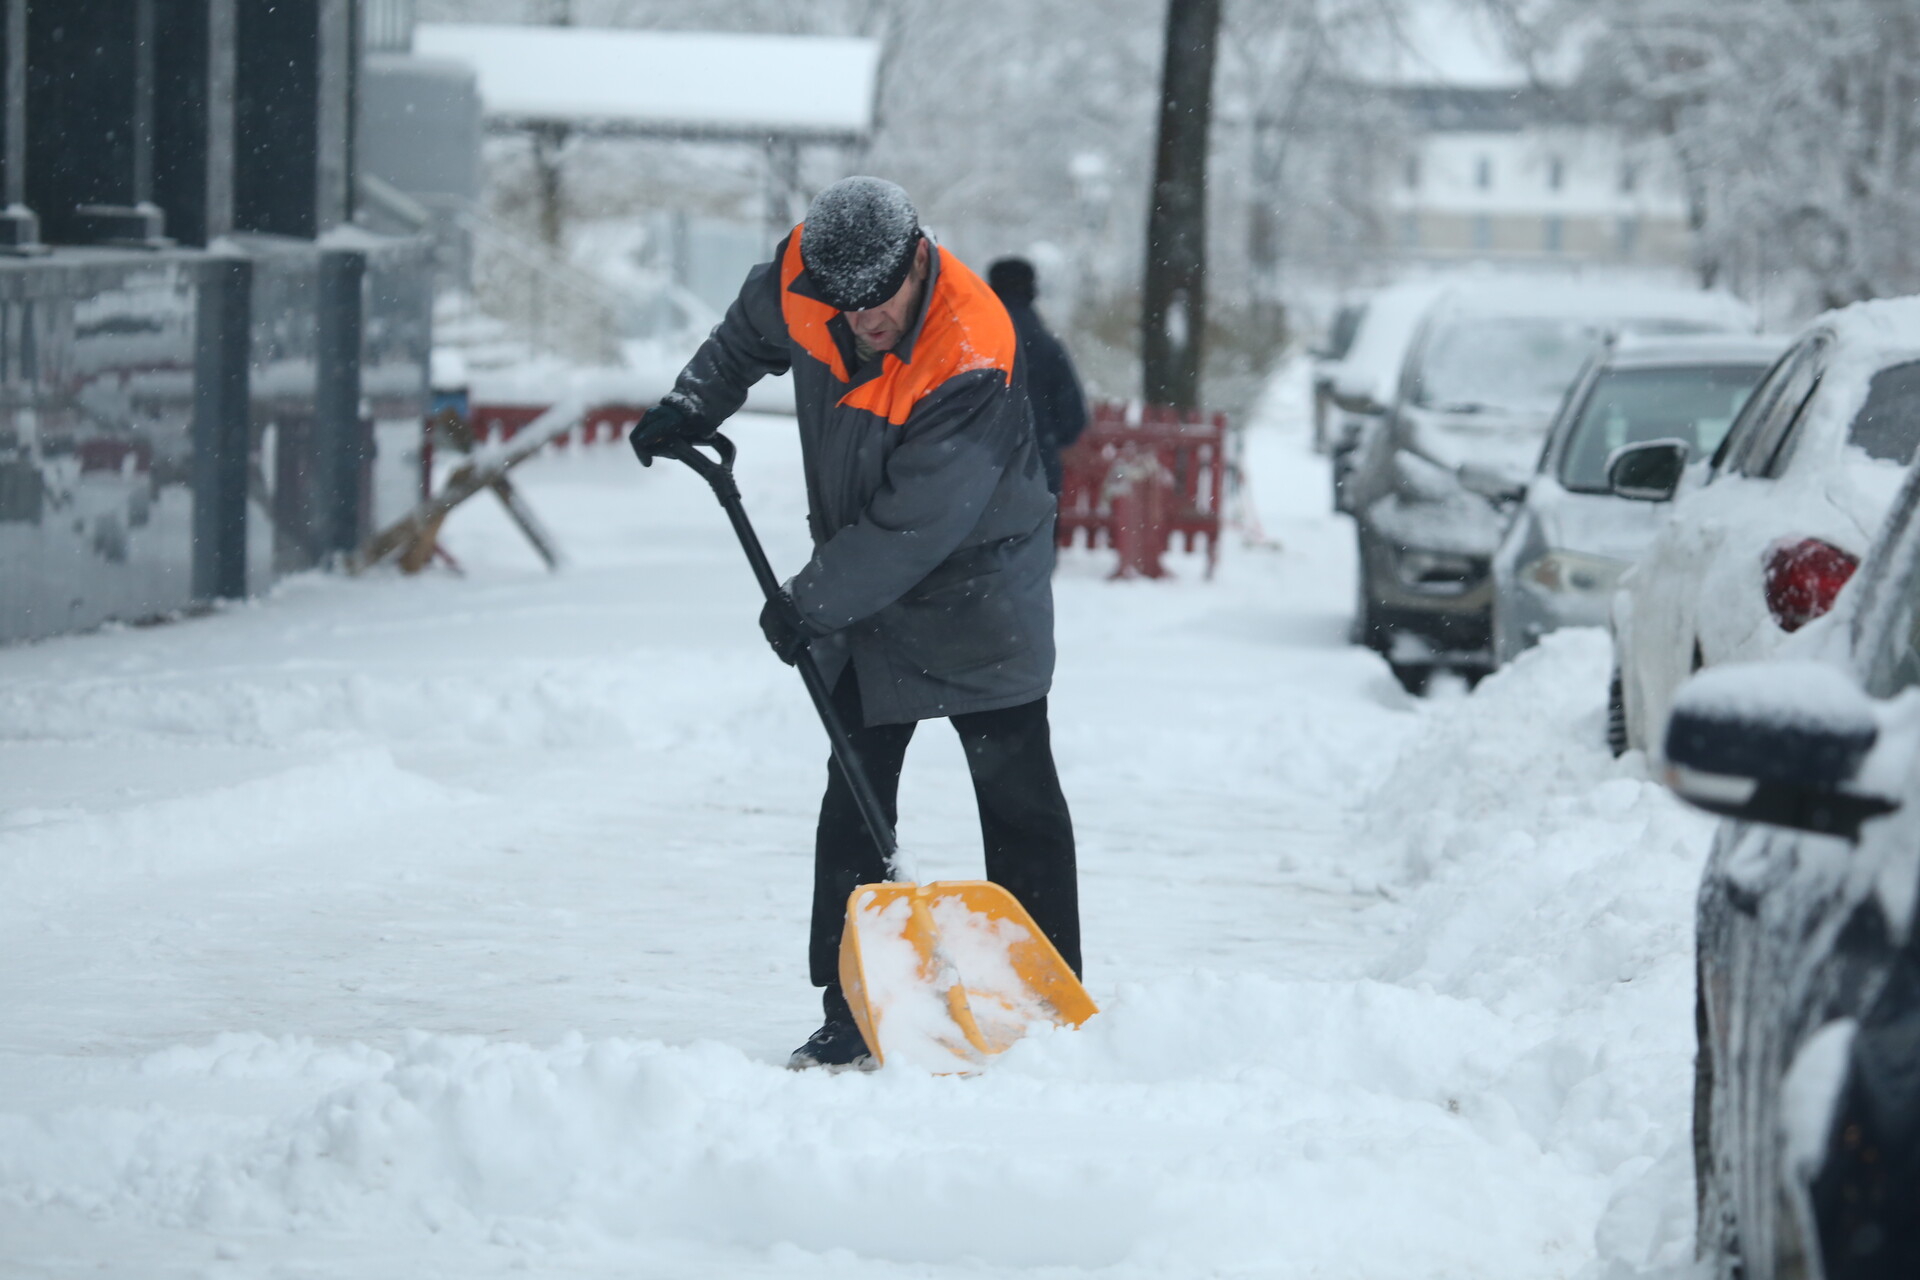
{"left": 629, "top": 177, "right": 1083, "bottom": 1070}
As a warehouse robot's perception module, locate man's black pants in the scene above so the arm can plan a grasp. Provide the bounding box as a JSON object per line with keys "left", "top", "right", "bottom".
{"left": 809, "top": 671, "right": 1081, "bottom": 988}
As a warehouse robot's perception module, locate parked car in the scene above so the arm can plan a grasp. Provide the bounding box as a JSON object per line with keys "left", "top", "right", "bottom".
{"left": 1610, "top": 297, "right": 1920, "bottom": 755}
{"left": 1663, "top": 455, "right": 1920, "bottom": 1280}
{"left": 1324, "top": 280, "right": 1447, "bottom": 516}
{"left": 1310, "top": 300, "right": 1366, "bottom": 453}
{"left": 1487, "top": 332, "right": 1785, "bottom": 668}
{"left": 1347, "top": 281, "right": 1754, "bottom": 692}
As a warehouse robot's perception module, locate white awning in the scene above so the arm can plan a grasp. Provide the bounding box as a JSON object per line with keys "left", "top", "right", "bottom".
{"left": 413, "top": 23, "right": 880, "bottom": 142}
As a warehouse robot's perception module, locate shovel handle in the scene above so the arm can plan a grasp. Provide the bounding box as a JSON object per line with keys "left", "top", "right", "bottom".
{"left": 663, "top": 432, "right": 901, "bottom": 872}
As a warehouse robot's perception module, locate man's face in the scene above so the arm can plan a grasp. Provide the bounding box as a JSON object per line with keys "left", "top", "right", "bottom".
{"left": 844, "top": 239, "right": 930, "bottom": 353}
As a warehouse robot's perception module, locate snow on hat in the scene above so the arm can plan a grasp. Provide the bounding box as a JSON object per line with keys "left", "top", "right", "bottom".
{"left": 800, "top": 176, "right": 923, "bottom": 312}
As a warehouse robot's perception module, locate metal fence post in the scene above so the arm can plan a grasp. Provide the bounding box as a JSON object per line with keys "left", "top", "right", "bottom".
{"left": 192, "top": 251, "right": 252, "bottom": 600}
{"left": 317, "top": 245, "right": 366, "bottom": 557}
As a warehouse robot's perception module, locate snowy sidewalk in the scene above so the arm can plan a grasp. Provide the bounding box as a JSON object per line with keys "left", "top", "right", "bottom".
{"left": 0, "top": 366, "right": 1716, "bottom": 1279}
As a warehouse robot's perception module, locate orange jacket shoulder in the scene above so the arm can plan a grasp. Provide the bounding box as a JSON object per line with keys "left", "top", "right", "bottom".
{"left": 842, "top": 249, "right": 1017, "bottom": 426}
{"left": 779, "top": 227, "right": 851, "bottom": 384}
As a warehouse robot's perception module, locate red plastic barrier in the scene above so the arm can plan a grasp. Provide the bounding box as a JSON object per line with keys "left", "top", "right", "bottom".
{"left": 76, "top": 437, "right": 154, "bottom": 474}
{"left": 1056, "top": 400, "right": 1227, "bottom": 578}
{"left": 466, "top": 403, "right": 651, "bottom": 447}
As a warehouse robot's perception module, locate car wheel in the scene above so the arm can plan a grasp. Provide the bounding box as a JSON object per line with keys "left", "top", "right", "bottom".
{"left": 1352, "top": 536, "right": 1385, "bottom": 650}
{"left": 1607, "top": 668, "right": 1628, "bottom": 758}
{"left": 1388, "top": 662, "right": 1431, "bottom": 696}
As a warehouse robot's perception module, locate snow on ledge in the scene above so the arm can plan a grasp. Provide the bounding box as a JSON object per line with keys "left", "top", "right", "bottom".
{"left": 414, "top": 24, "right": 879, "bottom": 140}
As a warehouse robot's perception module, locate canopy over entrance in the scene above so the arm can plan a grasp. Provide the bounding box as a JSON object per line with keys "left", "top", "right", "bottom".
{"left": 413, "top": 24, "right": 880, "bottom": 143}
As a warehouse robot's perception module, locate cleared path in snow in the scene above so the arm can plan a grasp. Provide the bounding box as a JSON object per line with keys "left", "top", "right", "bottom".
{"left": 0, "top": 364, "right": 1714, "bottom": 1278}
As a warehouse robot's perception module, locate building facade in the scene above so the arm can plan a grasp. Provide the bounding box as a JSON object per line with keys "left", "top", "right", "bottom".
{"left": 1386, "top": 87, "right": 1692, "bottom": 273}
{"left": 0, "top": 0, "right": 432, "bottom": 646}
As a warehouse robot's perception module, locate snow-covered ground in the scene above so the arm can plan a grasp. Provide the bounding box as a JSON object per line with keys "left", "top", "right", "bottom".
{"left": 0, "top": 361, "right": 1718, "bottom": 1278}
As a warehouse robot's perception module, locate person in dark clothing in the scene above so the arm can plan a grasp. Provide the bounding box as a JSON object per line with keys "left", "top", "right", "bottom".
{"left": 628, "top": 178, "right": 1081, "bottom": 1073}
{"left": 987, "top": 257, "right": 1089, "bottom": 496}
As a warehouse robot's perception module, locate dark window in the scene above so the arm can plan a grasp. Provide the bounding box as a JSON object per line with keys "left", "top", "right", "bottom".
{"left": 1863, "top": 582, "right": 1920, "bottom": 697}
{"left": 1547, "top": 157, "right": 1564, "bottom": 191}
{"left": 1736, "top": 359, "right": 1823, "bottom": 478}
{"left": 1718, "top": 340, "right": 1824, "bottom": 477}
{"left": 1710, "top": 344, "right": 1803, "bottom": 475}
{"left": 1405, "top": 156, "right": 1421, "bottom": 189}
{"left": 1620, "top": 162, "right": 1639, "bottom": 194}
{"left": 1475, "top": 157, "right": 1492, "bottom": 190}
{"left": 1557, "top": 364, "right": 1771, "bottom": 493}
{"left": 1861, "top": 474, "right": 1920, "bottom": 697}
{"left": 1846, "top": 360, "right": 1920, "bottom": 463}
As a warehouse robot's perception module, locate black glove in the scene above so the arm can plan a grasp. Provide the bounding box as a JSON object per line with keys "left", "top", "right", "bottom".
{"left": 628, "top": 399, "right": 711, "bottom": 468}
{"left": 759, "top": 591, "right": 812, "bottom": 665}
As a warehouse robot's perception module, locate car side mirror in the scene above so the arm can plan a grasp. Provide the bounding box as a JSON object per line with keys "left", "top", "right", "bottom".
{"left": 1607, "top": 439, "right": 1689, "bottom": 502}
{"left": 1663, "top": 662, "right": 1899, "bottom": 840}
{"left": 1330, "top": 385, "right": 1390, "bottom": 418}
{"left": 1458, "top": 461, "right": 1528, "bottom": 504}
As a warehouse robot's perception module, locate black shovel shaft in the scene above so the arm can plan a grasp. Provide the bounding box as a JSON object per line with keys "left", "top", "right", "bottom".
{"left": 664, "top": 434, "right": 899, "bottom": 871}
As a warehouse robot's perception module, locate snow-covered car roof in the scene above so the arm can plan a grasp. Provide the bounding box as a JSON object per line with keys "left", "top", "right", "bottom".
{"left": 1603, "top": 332, "right": 1788, "bottom": 370}
{"left": 1328, "top": 280, "right": 1450, "bottom": 404}
{"left": 1810, "top": 294, "right": 1920, "bottom": 355}
{"left": 1422, "top": 280, "right": 1756, "bottom": 331}
{"left": 1783, "top": 295, "right": 1920, "bottom": 466}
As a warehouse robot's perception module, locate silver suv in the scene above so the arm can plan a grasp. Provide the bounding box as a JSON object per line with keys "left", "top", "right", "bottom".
{"left": 1346, "top": 281, "right": 1754, "bottom": 692}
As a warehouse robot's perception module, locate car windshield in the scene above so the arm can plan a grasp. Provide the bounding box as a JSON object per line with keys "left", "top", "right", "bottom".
{"left": 1557, "top": 363, "right": 1770, "bottom": 492}
{"left": 1411, "top": 316, "right": 1603, "bottom": 415}
{"left": 1847, "top": 359, "right": 1920, "bottom": 464}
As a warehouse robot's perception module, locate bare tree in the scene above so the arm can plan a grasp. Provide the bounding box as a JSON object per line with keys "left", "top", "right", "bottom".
{"left": 1142, "top": 0, "right": 1223, "bottom": 412}
{"left": 1487, "top": 0, "right": 1920, "bottom": 311}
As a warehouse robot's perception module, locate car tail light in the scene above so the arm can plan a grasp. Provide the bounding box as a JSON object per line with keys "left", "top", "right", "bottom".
{"left": 1764, "top": 538, "right": 1859, "bottom": 632}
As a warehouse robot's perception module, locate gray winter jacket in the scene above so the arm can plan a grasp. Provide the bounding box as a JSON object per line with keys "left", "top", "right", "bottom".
{"left": 663, "top": 226, "right": 1058, "bottom": 726}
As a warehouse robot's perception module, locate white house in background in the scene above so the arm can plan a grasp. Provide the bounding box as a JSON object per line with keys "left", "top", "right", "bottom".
{"left": 1359, "top": 0, "right": 1695, "bottom": 275}
{"left": 1386, "top": 86, "right": 1693, "bottom": 271}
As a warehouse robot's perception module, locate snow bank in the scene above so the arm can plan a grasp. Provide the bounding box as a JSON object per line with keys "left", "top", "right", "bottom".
{"left": 0, "top": 629, "right": 1720, "bottom": 1279}
{"left": 1357, "top": 627, "right": 1720, "bottom": 1277}
{"left": 0, "top": 375, "right": 1725, "bottom": 1278}
{"left": 0, "top": 748, "right": 454, "bottom": 900}
{"left": 0, "top": 980, "right": 1593, "bottom": 1276}
{"left": 0, "top": 657, "right": 641, "bottom": 751}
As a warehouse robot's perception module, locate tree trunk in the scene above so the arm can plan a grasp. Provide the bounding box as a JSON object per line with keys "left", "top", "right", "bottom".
{"left": 1141, "top": 0, "right": 1222, "bottom": 413}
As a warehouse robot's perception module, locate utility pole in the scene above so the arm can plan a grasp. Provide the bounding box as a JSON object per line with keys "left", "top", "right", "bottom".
{"left": 1141, "top": 0, "right": 1221, "bottom": 412}
{"left": 532, "top": 0, "right": 572, "bottom": 252}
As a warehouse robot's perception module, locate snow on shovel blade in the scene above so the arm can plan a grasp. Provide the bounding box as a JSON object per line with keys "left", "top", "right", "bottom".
{"left": 838, "top": 881, "right": 1096, "bottom": 1071}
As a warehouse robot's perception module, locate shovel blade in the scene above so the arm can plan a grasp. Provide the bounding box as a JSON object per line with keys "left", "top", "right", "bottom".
{"left": 838, "top": 880, "right": 1096, "bottom": 1070}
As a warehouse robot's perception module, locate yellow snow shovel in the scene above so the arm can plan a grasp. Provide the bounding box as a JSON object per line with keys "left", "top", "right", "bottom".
{"left": 663, "top": 433, "right": 1097, "bottom": 1069}
{"left": 839, "top": 881, "right": 1096, "bottom": 1069}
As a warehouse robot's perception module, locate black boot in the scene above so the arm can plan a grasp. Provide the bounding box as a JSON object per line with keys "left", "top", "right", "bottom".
{"left": 787, "top": 984, "right": 875, "bottom": 1071}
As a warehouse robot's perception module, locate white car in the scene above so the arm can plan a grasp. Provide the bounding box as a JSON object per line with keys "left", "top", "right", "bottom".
{"left": 1610, "top": 296, "right": 1920, "bottom": 755}
{"left": 1488, "top": 332, "right": 1785, "bottom": 668}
